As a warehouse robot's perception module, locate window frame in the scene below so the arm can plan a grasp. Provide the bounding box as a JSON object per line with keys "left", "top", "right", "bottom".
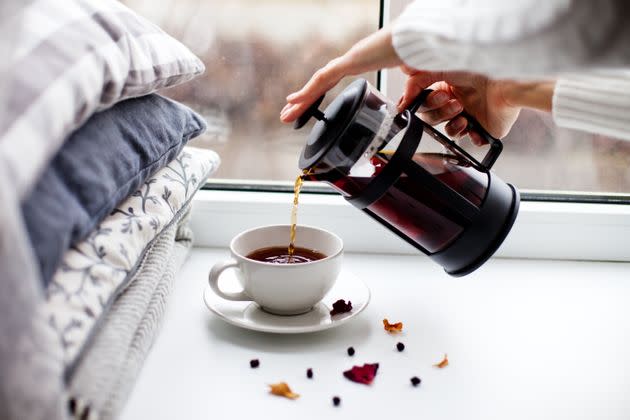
{"left": 191, "top": 188, "right": 630, "bottom": 261}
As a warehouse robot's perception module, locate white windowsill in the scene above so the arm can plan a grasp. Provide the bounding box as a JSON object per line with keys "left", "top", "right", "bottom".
{"left": 121, "top": 247, "right": 630, "bottom": 420}
{"left": 189, "top": 189, "right": 630, "bottom": 262}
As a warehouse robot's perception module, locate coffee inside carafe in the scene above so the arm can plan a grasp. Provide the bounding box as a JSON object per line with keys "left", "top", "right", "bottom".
{"left": 305, "top": 150, "right": 488, "bottom": 253}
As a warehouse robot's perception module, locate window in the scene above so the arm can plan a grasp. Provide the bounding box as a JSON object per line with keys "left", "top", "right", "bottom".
{"left": 121, "top": 0, "right": 379, "bottom": 182}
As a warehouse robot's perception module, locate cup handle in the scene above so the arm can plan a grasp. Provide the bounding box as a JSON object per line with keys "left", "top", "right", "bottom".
{"left": 208, "top": 259, "right": 251, "bottom": 301}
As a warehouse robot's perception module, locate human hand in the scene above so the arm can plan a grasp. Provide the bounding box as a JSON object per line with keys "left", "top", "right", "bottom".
{"left": 280, "top": 28, "right": 402, "bottom": 124}
{"left": 400, "top": 68, "right": 556, "bottom": 145}
{"left": 398, "top": 68, "right": 523, "bottom": 145}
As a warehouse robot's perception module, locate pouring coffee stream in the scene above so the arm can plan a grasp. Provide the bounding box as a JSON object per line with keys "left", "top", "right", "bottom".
{"left": 288, "top": 169, "right": 309, "bottom": 259}
{"left": 293, "top": 78, "right": 520, "bottom": 276}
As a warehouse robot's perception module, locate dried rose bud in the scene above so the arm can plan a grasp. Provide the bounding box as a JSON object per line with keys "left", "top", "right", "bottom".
{"left": 306, "top": 368, "right": 313, "bottom": 379}
{"left": 410, "top": 376, "right": 421, "bottom": 386}
{"left": 332, "top": 396, "right": 341, "bottom": 406}
{"left": 250, "top": 359, "right": 260, "bottom": 368}
{"left": 347, "top": 346, "right": 355, "bottom": 356}
{"left": 330, "top": 299, "right": 353, "bottom": 316}
{"left": 396, "top": 342, "right": 405, "bottom": 352}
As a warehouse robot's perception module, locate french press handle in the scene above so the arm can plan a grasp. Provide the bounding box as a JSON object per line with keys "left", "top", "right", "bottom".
{"left": 408, "top": 89, "right": 503, "bottom": 171}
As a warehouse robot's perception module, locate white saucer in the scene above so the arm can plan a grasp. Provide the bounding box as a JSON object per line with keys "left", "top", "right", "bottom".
{"left": 203, "top": 269, "right": 370, "bottom": 334}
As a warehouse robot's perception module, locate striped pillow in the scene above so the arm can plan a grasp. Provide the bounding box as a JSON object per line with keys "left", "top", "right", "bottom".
{"left": 0, "top": 0, "right": 205, "bottom": 201}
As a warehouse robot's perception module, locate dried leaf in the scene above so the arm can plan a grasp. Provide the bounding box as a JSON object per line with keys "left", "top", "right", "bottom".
{"left": 268, "top": 382, "right": 300, "bottom": 399}
{"left": 330, "top": 299, "right": 353, "bottom": 316}
{"left": 343, "top": 363, "right": 379, "bottom": 385}
{"left": 433, "top": 354, "right": 449, "bottom": 368}
{"left": 383, "top": 318, "right": 403, "bottom": 333}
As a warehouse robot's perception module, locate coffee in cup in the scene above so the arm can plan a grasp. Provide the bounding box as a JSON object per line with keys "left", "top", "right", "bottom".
{"left": 246, "top": 246, "right": 326, "bottom": 264}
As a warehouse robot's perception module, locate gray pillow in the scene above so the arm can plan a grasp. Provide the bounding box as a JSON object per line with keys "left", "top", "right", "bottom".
{"left": 22, "top": 94, "right": 206, "bottom": 286}
{"left": 0, "top": 0, "right": 205, "bottom": 201}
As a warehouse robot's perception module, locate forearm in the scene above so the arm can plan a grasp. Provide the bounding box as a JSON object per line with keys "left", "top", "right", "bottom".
{"left": 500, "top": 74, "right": 630, "bottom": 142}
{"left": 281, "top": 28, "right": 403, "bottom": 123}
{"left": 339, "top": 28, "right": 402, "bottom": 76}
{"left": 502, "top": 80, "right": 555, "bottom": 112}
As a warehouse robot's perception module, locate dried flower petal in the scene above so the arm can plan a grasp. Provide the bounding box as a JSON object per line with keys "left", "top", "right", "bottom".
{"left": 433, "top": 354, "right": 449, "bottom": 368}
{"left": 330, "top": 299, "right": 353, "bottom": 316}
{"left": 268, "top": 382, "right": 300, "bottom": 399}
{"left": 383, "top": 318, "right": 403, "bottom": 333}
{"left": 343, "top": 363, "right": 379, "bottom": 385}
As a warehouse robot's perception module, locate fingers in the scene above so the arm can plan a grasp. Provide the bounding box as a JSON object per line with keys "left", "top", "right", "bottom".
{"left": 444, "top": 116, "right": 468, "bottom": 138}
{"left": 419, "top": 99, "right": 463, "bottom": 126}
{"left": 398, "top": 75, "right": 446, "bottom": 112}
{"left": 281, "top": 58, "right": 346, "bottom": 123}
{"left": 468, "top": 130, "right": 488, "bottom": 146}
{"left": 444, "top": 116, "right": 489, "bottom": 146}
{"left": 399, "top": 87, "right": 452, "bottom": 113}
{"left": 280, "top": 101, "right": 313, "bottom": 124}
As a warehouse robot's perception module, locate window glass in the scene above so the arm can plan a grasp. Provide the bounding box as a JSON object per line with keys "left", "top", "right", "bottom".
{"left": 121, "top": 0, "right": 379, "bottom": 181}
{"left": 487, "top": 111, "right": 630, "bottom": 194}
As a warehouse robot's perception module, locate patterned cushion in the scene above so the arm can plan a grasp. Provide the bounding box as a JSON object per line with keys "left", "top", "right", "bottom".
{"left": 45, "top": 146, "right": 220, "bottom": 371}
{"left": 0, "top": 0, "right": 205, "bottom": 200}
{"left": 22, "top": 94, "right": 206, "bottom": 287}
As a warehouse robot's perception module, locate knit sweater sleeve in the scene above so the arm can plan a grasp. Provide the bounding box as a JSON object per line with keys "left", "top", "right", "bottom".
{"left": 392, "top": 0, "right": 630, "bottom": 78}
{"left": 553, "top": 71, "right": 630, "bottom": 141}
{"left": 391, "top": 0, "right": 630, "bottom": 140}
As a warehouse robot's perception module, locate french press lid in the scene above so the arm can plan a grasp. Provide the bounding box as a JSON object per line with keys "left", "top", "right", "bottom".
{"left": 296, "top": 79, "right": 384, "bottom": 173}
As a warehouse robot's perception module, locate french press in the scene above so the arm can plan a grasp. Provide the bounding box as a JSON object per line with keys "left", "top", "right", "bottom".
{"left": 295, "top": 78, "right": 519, "bottom": 276}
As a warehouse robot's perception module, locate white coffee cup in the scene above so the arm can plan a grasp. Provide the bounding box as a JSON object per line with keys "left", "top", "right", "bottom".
{"left": 208, "top": 224, "right": 343, "bottom": 315}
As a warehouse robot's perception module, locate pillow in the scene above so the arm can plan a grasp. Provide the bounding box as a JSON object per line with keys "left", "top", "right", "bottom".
{"left": 0, "top": 0, "right": 205, "bottom": 201}
{"left": 22, "top": 94, "right": 206, "bottom": 286}
{"left": 68, "top": 206, "right": 195, "bottom": 420}
{"left": 45, "top": 146, "right": 220, "bottom": 372}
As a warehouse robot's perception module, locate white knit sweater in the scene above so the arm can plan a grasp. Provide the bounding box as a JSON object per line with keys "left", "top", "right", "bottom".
{"left": 391, "top": 0, "right": 630, "bottom": 141}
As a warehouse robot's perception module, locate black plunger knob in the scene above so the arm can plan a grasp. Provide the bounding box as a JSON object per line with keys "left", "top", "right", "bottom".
{"left": 293, "top": 95, "right": 326, "bottom": 129}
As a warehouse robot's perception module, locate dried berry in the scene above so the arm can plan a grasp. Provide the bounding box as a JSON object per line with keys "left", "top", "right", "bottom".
{"left": 396, "top": 342, "right": 405, "bottom": 352}
{"left": 383, "top": 318, "right": 403, "bottom": 333}
{"left": 330, "top": 299, "right": 353, "bottom": 316}
{"left": 347, "top": 346, "right": 355, "bottom": 356}
{"left": 410, "top": 376, "right": 421, "bottom": 387}
{"left": 332, "top": 396, "right": 341, "bottom": 406}
{"left": 268, "top": 382, "right": 299, "bottom": 399}
{"left": 306, "top": 368, "right": 313, "bottom": 379}
{"left": 250, "top": 359, "right": 260, "bottom": 368}
{"left": 433, "top": 354, "right": 449, "bottom": 368}
{"left": 343, "top": 363, "right": 379, "bottom": 385}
